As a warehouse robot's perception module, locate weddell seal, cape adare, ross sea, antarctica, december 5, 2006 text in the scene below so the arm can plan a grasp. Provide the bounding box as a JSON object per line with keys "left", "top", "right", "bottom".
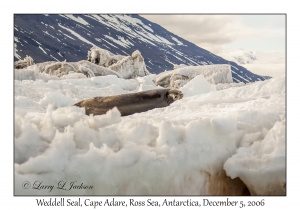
{"left": 74, "top": 89, "right": 183, "bottom": 116}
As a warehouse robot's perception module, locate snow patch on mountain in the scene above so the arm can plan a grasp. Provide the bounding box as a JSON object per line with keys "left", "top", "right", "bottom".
{"left": 58, "top": 23, "right": 95, "bottom": 46}
{"left": 63, "top": 15, "right": 90, "bottom": 26}
{"left": 171, "top": 36, "right": 184, "bottom": 45}
{"left": 43, "top": 31, "right": 61, "bottom": 42}
{"left": 104, "top": 35, "right": 133, "bottom": 49}
{"left": 50, "top": 54, "right": 60, "bottom": 62}
{"left": 14, "top": 43, "right": 21, "bottom": 60}
{"left": 39, "top": 46, "right": 47, "bottom": 54}
{"left": 58, "top": 29, "right": 75, "bottom": 40}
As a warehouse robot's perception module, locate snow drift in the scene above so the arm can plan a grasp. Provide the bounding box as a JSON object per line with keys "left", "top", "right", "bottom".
{"left": 14, "top": 55, "right": 34, "bottom": 69}
{"left": 14, "top": 67, "right": 285, "bottom": 195}
{"left": 15, "top": 47, "right": 150, "bottom": 80}
{"left": 154, "top": 64, "right": 233, "bottom": 89}
{"left": 88, "top": 46, "right": 150, "bottom": 79}
{"left": 87, "top": 46, "right": 125, "bottom": 67}
{"left": 224, "top": 120, "right": 286, "bottom": 195}
{"left": 15, "top": 60, "right": 123, "bottom": 81}
{"left": 108, "top": 50, "right": 150, "bottom": 79}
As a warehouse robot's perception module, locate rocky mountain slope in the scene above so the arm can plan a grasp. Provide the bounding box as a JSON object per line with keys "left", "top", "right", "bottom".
{"left": 14, "top": 14, "right": 270, "bottom": 83}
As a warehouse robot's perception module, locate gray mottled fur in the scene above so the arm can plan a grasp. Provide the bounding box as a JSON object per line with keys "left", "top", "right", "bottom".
{"left": 74, "top": 89, "right": 183, "bottom": 116}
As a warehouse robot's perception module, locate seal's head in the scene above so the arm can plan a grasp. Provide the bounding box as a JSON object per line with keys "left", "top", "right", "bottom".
{"left": 166, "top": 89, "right": 183, "bottom": 104}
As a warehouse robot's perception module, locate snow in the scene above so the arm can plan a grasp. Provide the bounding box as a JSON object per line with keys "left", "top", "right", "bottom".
{"left": 14, "top": 58, "right": 285, "bottom": 196}
{"left": 95, "top": 38, "right": 101, "bottom": 42}
{"left": 135, "top": 30, "right": 162, "bottom": 45}
{"left": 12, "top": 15, "right": 285, "bottom": 194}
{"left": 77, "top": 60, "right": 123, "bottom": 78}
{"left": 39, "top": 46, "right": 47, "bottom": 54}
{"left": 87, "top": 47, "right": 149, "bottom": 79}
{"left": 14, "top": 36, "right": 19, "bottom": 42}
{"left": 174, "top": 64, "right": 187, "bottom": 69}
{"left": 15, "top": 65, "right": 47, "bottom": 81}
{"left": 136, "top": 74, "right": 160, "bottom": 91}
{"left": 183, "top": 56, "right": 200, "bottom": 65}
{"left": 14, "top": 56, "right": 34, "bottom": 69}
{"left": 167, "top": 52, "right": 185, "bottom": 62}
{"left": 32, "top": 39, "right": 42, "bottom": 45}
{"left": 171, "top": 36, "right": 184, "bottom": 45}
{"left": 39, "top": 92, "right": 76, "bottom": 108}
{"left": 88, "top": 15, "right": 120, "bottom": 32}
{"left": 43, "top": 30, "right": 61, "bottom": 42}
{"left": 224, "top": 120, "right": 285, "bottom": 195}
{"left": 168, "top": 46, "right": 184, "bottom": 56}
{"left": 109, "top": 50, "right": 150, "bottom": 79}
{"left": 50, "top": 54, "right": 59, "bottom": 61}
{"left": 58, "top": 23, "right": 95, "bottom": 46}
{"left": 24, "top": 59, "right": 126, "bottom": 79}
{"left": 84, "top": 14, "right": 180, "bottom": 47}
{"left": 14, "top": 43, "right": 21, "bottom": 60}
{"left": 102, "top": 39, "right": 118, "bottom": 48}
{"left": 88, "top": 46, "right": 125, "bottom": 67}
{"left": 118, "top": 36, "right": 134, "bottom": 47}
{"left": 103, "top": 35, "right": 133, "bottom": 49}
{"left": 156, "top": 35, "right": 174, "bottom": 45}
{"left": 135, "top": 34, "right": 157, "bottom": 46}
{"left": 115, "top": 14, "right": 154, "bottom": 33}
{"left": 180, "top": 75, "right": 212, "bottom": 97}
{"left": 64, "top": 15, "right": 90, "bottom": 26}
{"left": 91, "top": 75, "right": 139, "bottom": 91}
{"left": 154, "top": 64, "right": 233, "bottom": 89}
{"left": 58, "top": 30, "right": 75, "bottom": 40}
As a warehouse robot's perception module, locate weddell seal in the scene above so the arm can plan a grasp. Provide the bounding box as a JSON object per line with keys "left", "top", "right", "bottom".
{"left": 74, "top": 89, "right": 183, "bottom": 116}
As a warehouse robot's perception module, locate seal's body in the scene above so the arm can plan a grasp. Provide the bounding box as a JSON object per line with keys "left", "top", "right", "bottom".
{"left": 74, "top": 89, "right": 183, "bottom": 116}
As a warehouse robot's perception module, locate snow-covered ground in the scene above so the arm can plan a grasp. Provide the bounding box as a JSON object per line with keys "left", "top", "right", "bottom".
{"left": 14, "top": 69, "right": 285, "bottom": 195}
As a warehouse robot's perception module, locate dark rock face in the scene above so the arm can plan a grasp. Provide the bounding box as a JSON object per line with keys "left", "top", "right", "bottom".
{"left": 14, "top": 14, "right": 269, "bottom": 83}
